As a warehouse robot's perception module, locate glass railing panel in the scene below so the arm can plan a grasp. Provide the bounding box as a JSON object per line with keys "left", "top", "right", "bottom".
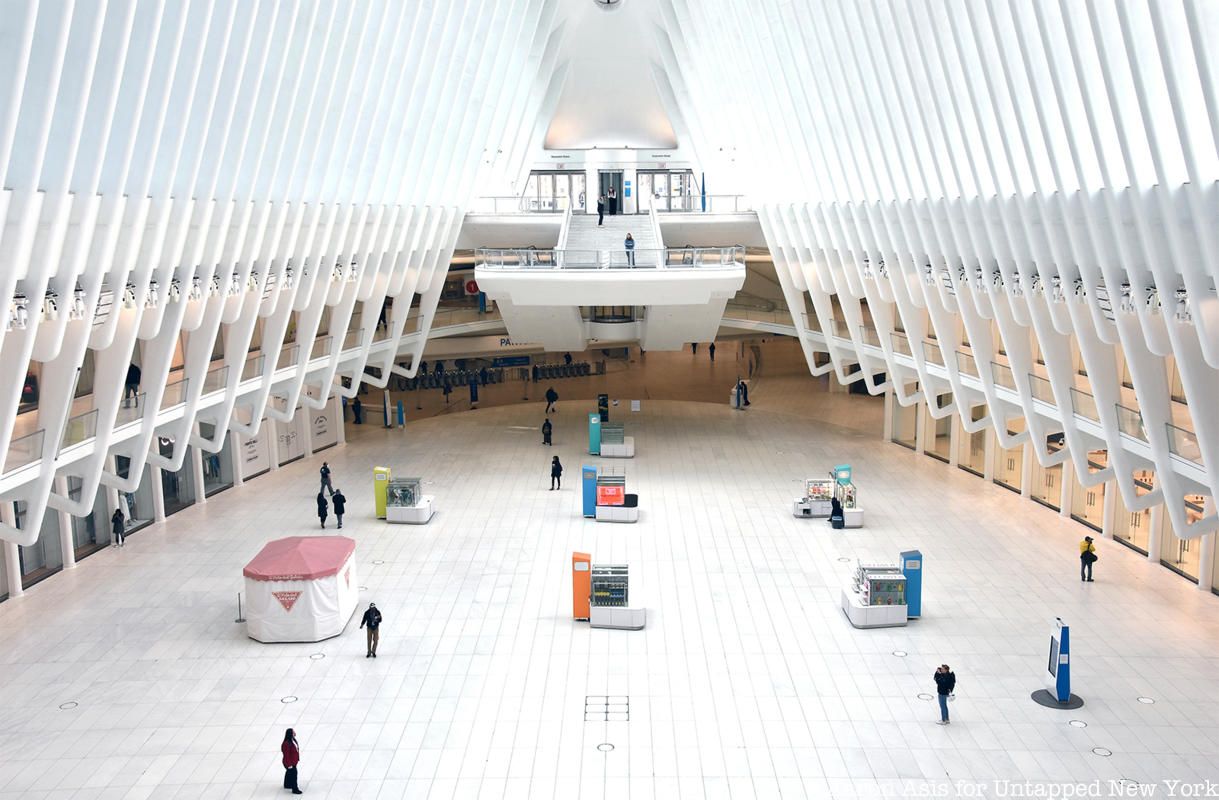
{"left": 342, "top": 329, "right": 363, "bottom": 351}
{"left": 1028, "top": 374, "right": 1055, "bottom": 404}
{"left": 60, "top": 409, "right": 99, "bottom": 450}
{"left": 309, "top": 336, "right": 333, "bottom": 360}
{"left": 4, "top": 429, "right": 44, "bottom": 474}
{"left": 276, "top": 344, "right": 299, "bottom": 370}
{"left": 955, "top": 351, "right": 978, "bottom": 377}
{"left": 556, "top": 250, "right": 598, "bottom": 269}
{"left": 1070, "top": 389, "right": 1100, "bottom": 422}
{"left": 890, "top": 331, "right": 912, "bottom": 356}
{"left": 202, "top": 364, "right": 229, "bottom": 394}
{"left": 991, "top": 362, "right": 1016, "bottom": 390}
{"left": 115, "top": 393, "right": 146, "bottom": 425}
{"left": 828, "top": 318, "right": 852, "bottom": 340}
{"left": 241, "top": 353, "right": 265, "bottom": 382}
{"left": 858, "top": 325, "right": 882, "bottom": 348}
{"left": 921, "top": 341, "right": 945, "bottom": 366}
{"left": 1116, "top": 403, "right": 1147, "bottom": 441}
{"left": 606, "top": 249, "right": 661, "bottom": 269}
{"left": 1166, "top": 424, "right": 1203, "bottom": 465}
{"left": 160, "top": 378, "right": 189, "bottom": 409}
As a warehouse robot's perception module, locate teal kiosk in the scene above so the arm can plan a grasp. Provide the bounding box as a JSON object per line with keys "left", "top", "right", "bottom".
{"left": 588, "top": 413, "right": 602, "bottom": 455}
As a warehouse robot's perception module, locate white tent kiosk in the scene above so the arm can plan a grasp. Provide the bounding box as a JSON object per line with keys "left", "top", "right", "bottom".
{"left": 243, "top": 536, "right": 359, "bottom": 643}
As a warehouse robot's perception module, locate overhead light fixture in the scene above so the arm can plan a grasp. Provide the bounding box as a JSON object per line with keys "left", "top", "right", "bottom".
{"left": 1073, "top": 278, "right": 1086, "bottom": 301}
{"left": 922, "top": 264, "right": 935, "bottom": 287}
{"left": 346, "top": 260, "right": 359, "bottom": 283}
{"left": 209, "top": 275, "right": 221, "bottom": 298}
{"left": 1144, "top": 286, "right": 1160, "bottom": 314}
{"left": 69, "top": 286, "right": 88, "bottom": 320}
{"left": 991, "top": 270, "right": 1004, "bottom": 291}
{"left": 189, "top": 276, "right": 202, "bottom": 301}
{"left": 282, "top": 266, "right": 295, "bottom": 290}
{"left": 247, "top": 270, "right": 260, "bottom": 292}
{"left": 1029, "top": 273, "right": 1043, "bottom": 294}
{"left": 860, "top": 256, "right": 874, "bottom": 279}
{"left": 1050, "top": 276, "right": 1064, "bottom": 303}
{"left": 1175, "top": 289, "right": 1191, "bottom": 323}
{"left": 168, "top": 279, "right": 181, "bottom": 302}
{"left": 332, "top": 262, "right": 345, "bottom": 283}
{"left": 228, "top": 272, "right": 242, "bottom": 296}
{"left": 8, "top": 294, "right": 29, "bottom": 330}
{"left": 877, "top": 260, "right": 888, "bottom": 279}
{"left": 145, "top": 280, "right": 159, "bottom": 308}
{"left": 42, "top": 289, "right": 59, "bottom": 321}
{"left": 122, "top": 283, "right": 138, "bottom": 309}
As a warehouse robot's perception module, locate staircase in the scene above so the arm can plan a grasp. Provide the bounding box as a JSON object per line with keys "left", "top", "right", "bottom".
{"left": 564, "top": 212, "right": 660, "bottom": 254}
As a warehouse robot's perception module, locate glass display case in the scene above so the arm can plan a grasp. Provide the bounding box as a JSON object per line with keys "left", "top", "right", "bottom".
{"left": 806, "top": 479, "right": 835, "bottom": 502}
{"left": 861, "top": 574, "right": 906, "bottom": 606}
{"left": 386, "top": 478, "right": 423, "bottom": 508}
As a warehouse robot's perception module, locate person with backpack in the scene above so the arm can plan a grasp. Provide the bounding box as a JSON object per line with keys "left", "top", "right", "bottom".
{"left": 550, "top": 456, "right": 563, "bottom": 490}
{"left": 1080, "top": 536, "right": 1097, "bottom": 582}
{"left": 545, "top": 386, "right": 558, "bottom": 414}
{"left": 829, "top": 496, "right": 845, "bottom": 529}
{"left": 542, "top": 418, "right": 553, "bottom": 446}
{"left": 331, "top": 489, "right": 346, "bottom": 529}
{"left": 934, "top": 665, "right": 956, "bottom": 725}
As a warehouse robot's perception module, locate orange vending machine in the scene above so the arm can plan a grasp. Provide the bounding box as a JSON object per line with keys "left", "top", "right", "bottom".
{"left": 572, "top": 552, "right": 591, "bottom": 620}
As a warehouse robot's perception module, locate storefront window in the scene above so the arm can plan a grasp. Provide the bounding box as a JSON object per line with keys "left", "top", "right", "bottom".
{"left": 116, "top": 456, "right": 156, "bottom": 535}
{"left": 1030, "top": 439, "right": 1064, "bottom": 511}
{"left": 1160, "top": 495, "right": 1206, "bottom": 582}
{"left": 957, "top": 407, "right": 987, "bottom": 477}
{"left": 69, "top": 476, "right": 109, "bottom": 560}
{"left": 1069, "top": 451, "right": 1106, "bottom": 532}
{"left": 992, "top": 419, "right": 1025, "bottom": 493}
{"left": 15, "top": 500, "right": 62, "bottom": 588}
{"left": 1112, "top": 471, "right": 1155, "bottom": 555}
{"left": 924, "top": 395, "right": 952, "bottom": 463}
{"left": 198, "top": 423, "right": 235, "bottom": 497}
{"left": 891, "top": 396, "right": 917, "bottom": 450}
{"left": 158, "top": 437, "right": 197, "bottom": 516}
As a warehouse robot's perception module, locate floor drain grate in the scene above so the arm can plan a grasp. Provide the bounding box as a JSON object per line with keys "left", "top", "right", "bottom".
{"left": 585, "top": 695, "right": 629, "bottom": 722}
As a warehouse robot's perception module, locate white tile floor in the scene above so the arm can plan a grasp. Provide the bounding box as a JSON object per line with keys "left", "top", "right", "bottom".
{"left": 1, "top": 391, "right": 1218, "bottom": 799}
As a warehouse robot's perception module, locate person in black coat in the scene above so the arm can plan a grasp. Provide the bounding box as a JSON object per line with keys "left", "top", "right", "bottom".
{"left": 359, "top": 603, "right": 382, "bottom": 658}
{"left": 352, "top": 397, "right": 363, "bottom": 424}
{"left": 550, "top": 456, "right": 563, "bottom": 490}
{"left": 317, "top": 492, "right": 328, "bottom": 529}
{"left": 829, "top": 496, "right": 844, "bottom": 529}
{"left": 542, "top": 419, "right": 552, "bottom": 446}
{"left": 111, "top": 509, "right": 126, "bottom": 548}
{"left": 332, "top": 489, "right": 346, "bottom": 529}
{"left": 934, "top": 665, "right": 956, "bottom": 724}
{"left": 597, "top": 195, "right": 605, "bottom": 226}
{"left": 607, "top": 187, "right": 618, "bottom": 215}
{"left": 545, "top": 386, "right": 558, "bottom": 414}
{"left": 532, "top": 364, "right": 540, "bottom": 383}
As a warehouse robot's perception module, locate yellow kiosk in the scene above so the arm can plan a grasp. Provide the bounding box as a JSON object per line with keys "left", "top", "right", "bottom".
{"left": 374, "top": 466, "right": 391, "bottom": 518}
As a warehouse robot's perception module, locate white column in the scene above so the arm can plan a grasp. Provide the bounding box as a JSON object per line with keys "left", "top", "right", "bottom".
{"left": 231, "top": 430, "right": 245, "bottom": 487}
{"left": 947, "top": 412, "right": 960, "bottom": 468}
{"left": 266, "top": 418, "right": 280, "bottom": 471}
{"left": 1019, "top": 443, "right": 1033, "bottom": 499}
{"left": 336, "top": 396, "right": 347, "bottom": 447}
{"left": 301, "top": 410, "right": 314, "bottom": 458}
{"left": 1100, "top": 483, "right": 1117, "bottom": 540}
{"left": 1197, "top": 498, "right": 1216, "bottom": 591}
{"left": 2, "top": 504, "right": 22, "bottom": 598}
{"left": 1147, "top": 504, "right": 1163, "bottom": 563}
{"left": 188, "top": 446, "right": 205, "bottom": 505}
{"left": 982, "top": 427, "right": 996, "bottom": 483}
{"left": 1059, "top": 462, "right": 1074, "bottom": 519}
{"left": 54, "top": 476, "right": 76, "bottom": 570}
{"left": 882, "top": 386, "right": 893, "bottom": 442}
{"left": 105, "top": 456, "right": 120, "bottom": 514}
{"left": 151, "top": 466, "right": 166, "bottom": 523}
{"left": 914, "top": 400, "right": 927, "bottom": 454}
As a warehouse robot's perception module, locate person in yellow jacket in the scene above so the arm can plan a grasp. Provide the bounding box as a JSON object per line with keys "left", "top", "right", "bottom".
{"left": 1080, "top": 536, "right": 1097, "bottom": 582}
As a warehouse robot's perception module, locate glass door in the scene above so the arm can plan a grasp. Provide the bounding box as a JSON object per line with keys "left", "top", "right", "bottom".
{"left": 1069, "top": 451, "right": 1106, "bottom": 532}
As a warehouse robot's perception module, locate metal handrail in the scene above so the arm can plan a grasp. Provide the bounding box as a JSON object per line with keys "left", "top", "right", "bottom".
{"left": 474, "top": 246, "right": 745, "bottom": 270}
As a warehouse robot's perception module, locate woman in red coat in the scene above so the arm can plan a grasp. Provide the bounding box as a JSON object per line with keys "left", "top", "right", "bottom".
{"left": 281, "top": 728, "right": 302, "bottom": 794}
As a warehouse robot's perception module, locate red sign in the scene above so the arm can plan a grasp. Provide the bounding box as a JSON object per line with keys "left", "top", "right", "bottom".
{"left": 597, "top": 485, "right": 625, "bottom": 506}
{"left": 273, "top": 591, "right": 302, "bottom": 612}
{"left": 464, "top": 279, "right": 479, "bottom": 296}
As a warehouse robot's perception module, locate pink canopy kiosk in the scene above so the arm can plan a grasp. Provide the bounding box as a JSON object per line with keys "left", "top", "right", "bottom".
{"left": 243, "top": 536, "right": 359, "bottom": 643}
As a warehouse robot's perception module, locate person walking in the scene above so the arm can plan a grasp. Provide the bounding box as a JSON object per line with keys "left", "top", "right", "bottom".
{"left": 736, "top": 379, "right": 751, "bottom": 407}
{"left": 1080, "top": 536, "right": 1097, "bottom": 582}
{"left": 709, "top": 342, "right": 716, "bottom": 362}
{"left": 545, "top": 386, "right": 558, "bottom": 414}
{"left": 550, "top": 456, "right": 563, "bottom": 490}
{"left": 542, "top": 418, "right": 553, "bottom": 446}
{"left": 332, "top": 489, "right": 346, "bottom": 529}
{"left": 281, "top": 729, "right": 303, "bottom": 794}
{"left": 352, "top": 397, "right": 363, "bottom": 425}
{"left": 316, "top": 492, "right": 328, "bottom": 529}
{"left": 360, "top": 603, "right": 382, "bottom": 658}
{"left": 597, "top": 195, "right": 606, "bottom": 226}
{"left": 934, "top": 665, "right": 956, "bottom": 725}
{"left": 532, "top": 364, "right": 540, "bottom": 383}
{"left": 124, "top": 363, "right": 141, "bottom": 408}
{"left": 111, "top": 508, "right": 126, "bottom": 548}
{"left": 564, "top": 352, "right": 573, "bottom": 366}
{"left": 691, "top": 343, "right": 698, "bottom": 355}
{"left": 624, "top": 233, "right": 636, "bottom": 267}
{"left": 320, "top": 462, "right": 334, "bottom": 496}
{"left": 442, "top": 379, "right": 452, "bottom": 404}
{"left": 608, "top": 186, "right": 618, "bottom": 215}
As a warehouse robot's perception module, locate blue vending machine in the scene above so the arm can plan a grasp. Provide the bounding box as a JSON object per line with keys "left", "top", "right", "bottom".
{"left": 588, "top": 413, "right": 602, "bottom": 455}
{"left": 900, "top": 549, "right": 922, "bottom": 619}
{"left": 1047, "top": 618, "right": 1071, "bottom": 703}
{"left": 582, "top": 465, "right": 598, "bottom": 517}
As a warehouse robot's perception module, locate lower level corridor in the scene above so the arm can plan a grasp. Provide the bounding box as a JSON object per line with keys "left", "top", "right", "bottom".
{"left": 0, "top": 374, "right": 1215, "bottom": 799}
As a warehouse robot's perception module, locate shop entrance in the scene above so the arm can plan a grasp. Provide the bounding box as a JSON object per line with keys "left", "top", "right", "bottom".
{"left": 637, "top": 170, "right": 697, "bottom": 212}
{"left": 524, "top": 170, "right": 586, "bottom": 212}
{"left": 598, "top": 170, "right": 624, "bottom": 214}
